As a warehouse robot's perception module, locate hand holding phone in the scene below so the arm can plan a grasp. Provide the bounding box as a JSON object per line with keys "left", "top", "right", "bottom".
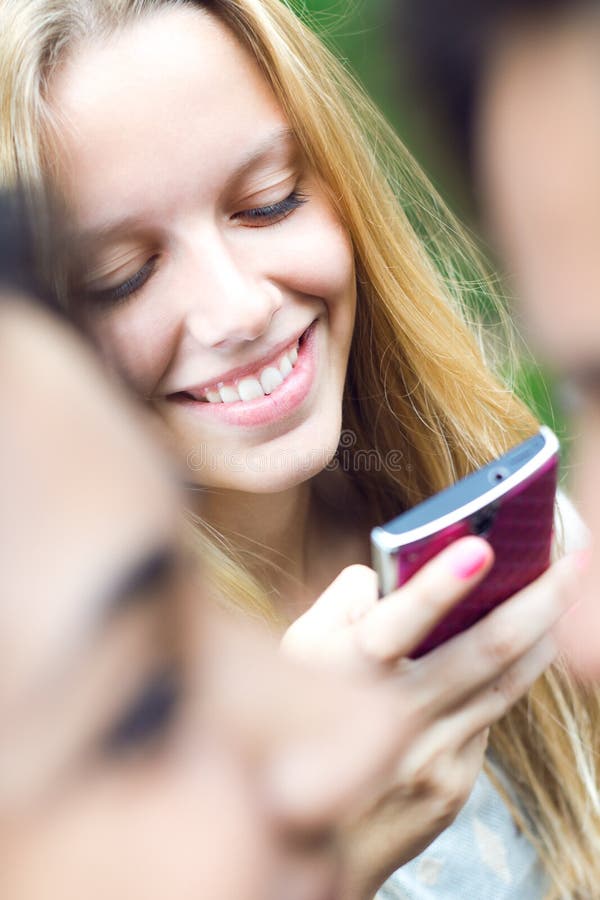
{"left": 371, "top": 427, "right": 560, "bottom": 657}
{"left": 283, "top": 471, "right": 573, "bottom": 890}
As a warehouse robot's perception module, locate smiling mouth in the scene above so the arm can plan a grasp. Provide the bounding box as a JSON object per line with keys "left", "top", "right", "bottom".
{"left": 172, "top": 327, "right": 311, "bottom": 405}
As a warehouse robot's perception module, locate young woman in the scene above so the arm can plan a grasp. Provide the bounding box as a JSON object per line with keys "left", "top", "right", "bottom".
{"left": 0, "top": 1, "right": 597, "bottom": 897}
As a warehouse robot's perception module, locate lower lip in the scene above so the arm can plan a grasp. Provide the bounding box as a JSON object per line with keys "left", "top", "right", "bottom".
{"left": 170, "top": 321, "right": 318, "bottom": 428}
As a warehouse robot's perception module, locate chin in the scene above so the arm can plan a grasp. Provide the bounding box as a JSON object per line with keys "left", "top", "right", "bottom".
{"left": 185, "top": 418, "right": 343, "bottom": 494}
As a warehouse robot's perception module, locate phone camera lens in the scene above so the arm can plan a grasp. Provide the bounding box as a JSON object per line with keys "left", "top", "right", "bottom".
{"left": 471, "top": 507, "right": 497, "bottom": 535}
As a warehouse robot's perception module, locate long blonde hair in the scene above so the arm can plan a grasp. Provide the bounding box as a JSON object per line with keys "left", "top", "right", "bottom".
{"left": 1, "top": 0, "right": 598, "bottom": 894}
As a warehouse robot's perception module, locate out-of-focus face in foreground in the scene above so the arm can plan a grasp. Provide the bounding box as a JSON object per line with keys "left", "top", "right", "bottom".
{"left": 0, "top": 296, "right": 396, "bottom": 899}
{"left": 477, "top": 14, "right": 600, "bottom": 674}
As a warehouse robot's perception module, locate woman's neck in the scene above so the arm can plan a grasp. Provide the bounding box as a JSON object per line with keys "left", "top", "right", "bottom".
{"left": 194, "top": 480, "right": 315, "bottom": 618}
{"left": 191, "top": 471, "right": 372, "bottom": 620}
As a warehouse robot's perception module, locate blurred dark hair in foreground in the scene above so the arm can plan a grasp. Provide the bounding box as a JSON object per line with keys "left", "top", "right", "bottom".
{"left": 0, "top": 190, "right": 64, "bottom": 316}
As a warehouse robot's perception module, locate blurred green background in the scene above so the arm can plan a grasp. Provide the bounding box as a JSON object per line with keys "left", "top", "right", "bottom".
{"left": 293, "top": 0, "right": 564, "bottom": 443}
{"left": 294, "top": 1, "right": 437, "bottom": 188}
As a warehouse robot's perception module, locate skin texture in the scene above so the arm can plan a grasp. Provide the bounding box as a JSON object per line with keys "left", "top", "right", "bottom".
{"left": 43, "top": 6, "right": 579, "bottom": 893}
{"left": 477, "top": 13, "right": 600, "bottom": 675}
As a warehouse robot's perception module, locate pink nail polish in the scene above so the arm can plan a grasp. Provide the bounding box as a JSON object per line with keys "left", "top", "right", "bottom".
{"left": 448, "top": 538, "right": 490, "bottom": 580}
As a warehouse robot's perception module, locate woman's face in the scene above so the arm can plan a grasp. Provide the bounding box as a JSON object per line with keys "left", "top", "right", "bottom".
{"left": 0, "top": 297, "right": 396, "bottom": 900}
{"left": 50, "top": 5, "right": 357, "bottom": 493}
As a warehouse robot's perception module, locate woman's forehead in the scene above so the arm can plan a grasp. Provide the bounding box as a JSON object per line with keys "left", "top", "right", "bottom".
{"left": 48, "top": 5, "right": 288, "bottom": 227}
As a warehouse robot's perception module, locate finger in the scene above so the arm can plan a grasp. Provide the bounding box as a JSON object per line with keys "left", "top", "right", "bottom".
{"left": 415, "top": 552, "right": 575, "bottom": 716}
{"left": 451, "top": 727, "right": 490, "bottom": 793}
{"left": 392, "top": 725, "right": 490, "bottom": 829}
{"left": 445, "top": 633, "right": 558, "bottom": 740}
{"left": 356, "top": 537, "right": 493, "bottom": 662}
{"left": 282, "top": 565, "right": 379, "bottom": 652}
{"left": 464, "top": 726, "right": 490, "bottom": 760}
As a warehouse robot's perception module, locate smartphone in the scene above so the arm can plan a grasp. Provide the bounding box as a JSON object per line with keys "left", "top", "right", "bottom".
{"left": 370, "top": 427, "right": 560, "bottom": 658}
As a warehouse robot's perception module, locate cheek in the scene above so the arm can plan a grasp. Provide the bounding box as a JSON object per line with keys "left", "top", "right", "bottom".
{"left": 0, "top": 753, "right": 272, "bottom": 900}
{"left": 274, "top": 200, "right": 356, "bottom": 313}
{"left": 93, "top": 306, "right": 174, "bottom": 396}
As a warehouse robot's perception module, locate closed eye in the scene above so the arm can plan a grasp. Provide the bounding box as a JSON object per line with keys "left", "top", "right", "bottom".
{"left": 102, "top": 668, "right": 180, "bottom": 755}
{"left": 86, "top": 254, "right": 160, "bottom": 308}
{"left": 234, "top": 189, "right": 308, "bottom": 227}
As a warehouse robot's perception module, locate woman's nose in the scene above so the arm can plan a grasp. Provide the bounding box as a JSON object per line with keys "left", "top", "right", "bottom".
{"left": 182, "top": 234, "right": 282, "bottom": 348}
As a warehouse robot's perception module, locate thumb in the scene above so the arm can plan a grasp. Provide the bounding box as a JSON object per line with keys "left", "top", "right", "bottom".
{"left": 307, "top": 565, "right": 379, "bottom": 630}
{"left": 282, "top": 565, "right": 379, "bottom": 657}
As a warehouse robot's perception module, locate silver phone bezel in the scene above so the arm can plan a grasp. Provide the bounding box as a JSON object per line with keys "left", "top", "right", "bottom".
{"left": 371, "top": 427, "right": 559, "bottom": 594}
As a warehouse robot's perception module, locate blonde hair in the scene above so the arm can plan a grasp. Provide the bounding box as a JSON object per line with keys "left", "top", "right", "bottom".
{"left": 1, "top": 0, "right": 599, "bottom": 894}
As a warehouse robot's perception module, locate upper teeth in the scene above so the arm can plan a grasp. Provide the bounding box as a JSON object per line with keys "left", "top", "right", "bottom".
{"left": 203, "top": 341, "right": 300, "bottom": 404}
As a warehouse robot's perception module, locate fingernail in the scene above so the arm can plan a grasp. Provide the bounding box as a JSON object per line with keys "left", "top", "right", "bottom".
{"left": 448, "top": 538, "right": 490, "bottom": 580}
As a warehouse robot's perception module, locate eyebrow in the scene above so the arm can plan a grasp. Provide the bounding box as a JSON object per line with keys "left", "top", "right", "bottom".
{"left": 102, "top": 544, "right": 179, "bottom": 622}
{"left": 4, "top": 543, "right": 181, "bottom": 725}
{"left": 75, "top": 126, "right": 300, "bottom": 247}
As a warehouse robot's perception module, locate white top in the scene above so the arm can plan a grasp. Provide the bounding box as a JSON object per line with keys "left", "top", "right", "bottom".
{"left": 376, "top": 761, "right": 548, "bottom": 900}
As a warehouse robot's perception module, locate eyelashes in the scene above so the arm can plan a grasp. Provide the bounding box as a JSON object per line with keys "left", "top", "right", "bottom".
{"left": 86, "top": 254, "right": 159, "bottom": 308}
{"left": 86, "top": 189, "right": 309, "bottom": 308}
{"left": 233, "top": 189, "right": 308, "bottom": 226}
{"left": 102, "top": 669, "right": 179, "bottom": 756}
